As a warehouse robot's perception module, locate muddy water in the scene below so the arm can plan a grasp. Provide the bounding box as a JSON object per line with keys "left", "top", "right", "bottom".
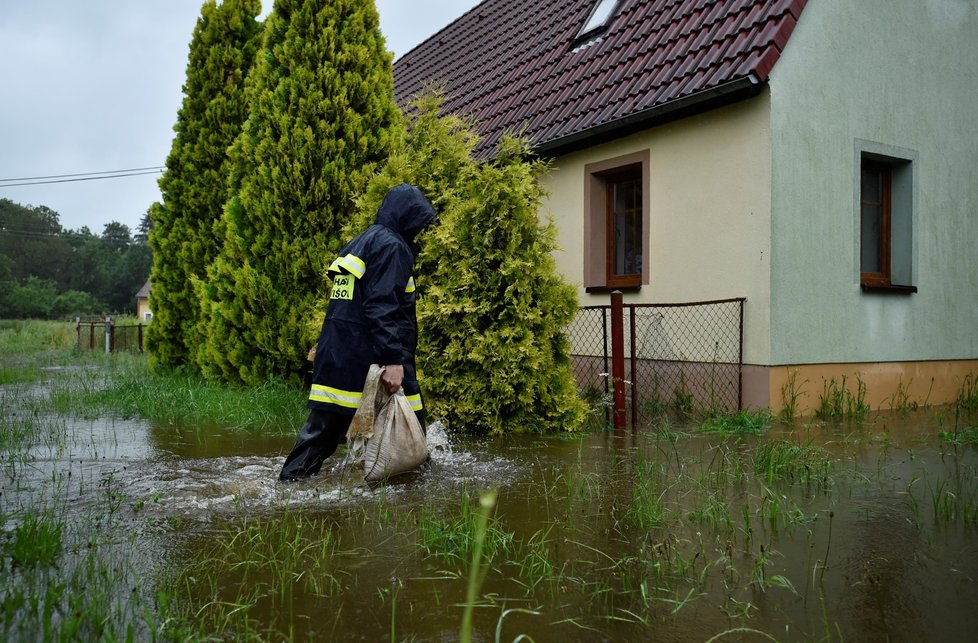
{"left": 4, "top": 397, "right": 978, "bottom": 641}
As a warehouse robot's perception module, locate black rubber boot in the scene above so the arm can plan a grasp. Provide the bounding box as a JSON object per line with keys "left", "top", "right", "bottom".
{"left": 278, "top": 410, "right": 351, "bottom": 481}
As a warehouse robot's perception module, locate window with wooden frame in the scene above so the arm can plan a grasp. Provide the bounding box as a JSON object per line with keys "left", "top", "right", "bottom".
{"left": 605, "top": 169, "right": 642, "bottom": 288}
{"left": 584, "top": 151, "right": 649, "bottom": 291}
{"left": 857, "top": 147, "right": 916, "bottom": 293}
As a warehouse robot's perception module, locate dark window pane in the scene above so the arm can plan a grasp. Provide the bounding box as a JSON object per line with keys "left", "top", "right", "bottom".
{"left": 861, "top": 203, "right": 882, "bottom": 272}
{"left": 861, "top": 166, "right": 881, "bottom": 202}
{"left": 610, "top": 176, "right": 641, "bottom": 277}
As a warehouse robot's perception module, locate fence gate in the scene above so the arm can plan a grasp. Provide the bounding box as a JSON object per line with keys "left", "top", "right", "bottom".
{"left": 566, "top": 295, "right": 745, "bottom": 428}
{"left": 75, "top": 317, "right": 146, "bottom": 353}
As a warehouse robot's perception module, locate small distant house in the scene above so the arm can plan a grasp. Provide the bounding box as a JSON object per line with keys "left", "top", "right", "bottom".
{"left": 135, "top": 280, "right": 152, "bottom": 320}
{"left": 394, "top": 0, "right": 978, "bottom": 414}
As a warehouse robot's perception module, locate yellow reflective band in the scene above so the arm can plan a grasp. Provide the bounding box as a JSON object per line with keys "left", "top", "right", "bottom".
{"left": 328, "top": 254, "right": 366, "bottom": 279}
{"left": 405, "top": 276, "right": 416, "bottom": 293}
{"left": 405, "top": 393, "right": 423, "bottom": 411}
{"left": 309, "top": 384, "right": 362, "bottom": 409}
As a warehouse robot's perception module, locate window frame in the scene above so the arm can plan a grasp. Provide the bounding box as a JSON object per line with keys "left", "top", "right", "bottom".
{"left": 577, "top": 0, "right": 621, "bottom": 40}
{"left": 854, "top": 141, "right": 918, "bottom": 294}
{"left": 583, "top": 150, "right": 650, "bottom": 292}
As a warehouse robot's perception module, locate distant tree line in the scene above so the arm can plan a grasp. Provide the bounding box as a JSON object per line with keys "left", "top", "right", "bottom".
{"left": 0, "top": 198, "right": 152, "bottom": 319}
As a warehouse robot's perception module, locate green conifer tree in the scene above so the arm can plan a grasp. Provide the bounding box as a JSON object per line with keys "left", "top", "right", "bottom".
{"left": 344, "top": 95, "right": 587, "bottom": 433}
{"left": 197, "top": 0, "right": 400, "bottom": 385}
{"left": 146, "top": 0, "right": 263, "bottom": 369}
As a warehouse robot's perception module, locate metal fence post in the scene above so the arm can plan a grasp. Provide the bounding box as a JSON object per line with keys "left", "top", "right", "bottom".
{"left": 610, "top": 291, "right": 626, "bottom": 430}
{"left": 104, "top": 316, "right": 111, "bottom": 354}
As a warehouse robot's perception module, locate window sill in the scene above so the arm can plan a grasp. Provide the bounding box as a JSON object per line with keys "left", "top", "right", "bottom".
{"left": 860, "top": 283, "right": 917, "bottom": 294}
{"left": 585, "top": 285, "right": 642, "bottom": 294}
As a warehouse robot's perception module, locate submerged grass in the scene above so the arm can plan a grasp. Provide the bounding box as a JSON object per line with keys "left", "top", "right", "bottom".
{"left": 752, "top": 439, "right": 833, "bottom": 488}
{"left": 700, "top": 409, "right": 772, "bottom": 436}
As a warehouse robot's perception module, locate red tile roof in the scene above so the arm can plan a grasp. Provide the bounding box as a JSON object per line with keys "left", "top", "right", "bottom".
{"left": 394, "top": 0, "right": 806, "bottom": 157}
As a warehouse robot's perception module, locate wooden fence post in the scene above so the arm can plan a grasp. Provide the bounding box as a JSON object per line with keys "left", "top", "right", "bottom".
{"left": 610, "top": 291, "right": 626, "bottom": 430}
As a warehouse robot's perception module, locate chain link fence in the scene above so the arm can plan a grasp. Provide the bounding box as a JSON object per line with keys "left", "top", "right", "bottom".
{"left": 566, "top": 298, "right": 745, "bottom": 418}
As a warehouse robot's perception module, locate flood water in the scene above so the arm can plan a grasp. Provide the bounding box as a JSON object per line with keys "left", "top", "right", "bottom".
{"left": 3, "top": 380, "right": 978, "bottom": 641}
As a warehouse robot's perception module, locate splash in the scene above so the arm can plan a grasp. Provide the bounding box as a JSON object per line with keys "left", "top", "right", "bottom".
{"left": 112, "top": 419, "right": 522, "bottom": 519}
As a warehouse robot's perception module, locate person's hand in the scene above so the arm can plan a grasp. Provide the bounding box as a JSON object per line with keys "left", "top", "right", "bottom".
{"left": 381, "top": 364, "right": 404, "bottom": 393}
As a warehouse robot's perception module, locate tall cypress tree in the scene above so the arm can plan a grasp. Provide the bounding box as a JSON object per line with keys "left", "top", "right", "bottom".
{"left": 147, "top": 0, "right": 263, "bottom": 369}
{"left": 196, "top": 0, "right": 400, "bottom": 385}
{"left": 345, "top": 95, "right": 586, "bottom": 434}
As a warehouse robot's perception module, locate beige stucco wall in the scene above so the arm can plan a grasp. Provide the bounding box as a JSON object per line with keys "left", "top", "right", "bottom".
{"left": 540, "top": 94, "right": 774, "bottom": 365}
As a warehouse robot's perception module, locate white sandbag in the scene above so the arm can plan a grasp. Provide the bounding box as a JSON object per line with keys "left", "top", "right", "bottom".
{"left": 347, "top": 364, "right": 386, "bottom": 441}
{"left": 347, "top": 364, "right": 428, "bottom": 482}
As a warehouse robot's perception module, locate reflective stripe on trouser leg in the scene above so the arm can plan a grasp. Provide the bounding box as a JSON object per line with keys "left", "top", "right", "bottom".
{"left": 309, "top": 384, "right": 362, "bottom": 409}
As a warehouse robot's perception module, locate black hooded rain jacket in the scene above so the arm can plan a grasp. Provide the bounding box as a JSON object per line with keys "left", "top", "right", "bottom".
{"left": 308, "top": 184, "right": 436, "bottom": 416}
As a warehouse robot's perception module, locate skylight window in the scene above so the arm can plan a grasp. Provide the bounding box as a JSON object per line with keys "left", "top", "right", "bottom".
{"left": 578, "top": 0, "right": 620, "bottom": 38}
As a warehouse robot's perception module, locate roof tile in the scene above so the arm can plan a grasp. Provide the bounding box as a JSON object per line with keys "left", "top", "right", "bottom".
{"left": 394, "top": 0, "right": 807, "bottom": 156}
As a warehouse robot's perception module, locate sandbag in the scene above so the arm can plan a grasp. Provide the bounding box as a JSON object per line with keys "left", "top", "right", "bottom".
{"left": 347, "top": 364, "right": 428, "bottom": 482}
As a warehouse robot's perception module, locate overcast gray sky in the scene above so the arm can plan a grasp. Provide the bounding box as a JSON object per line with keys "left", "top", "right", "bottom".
{"left": 0, "top": 1, "right": 481, "bottom": 234}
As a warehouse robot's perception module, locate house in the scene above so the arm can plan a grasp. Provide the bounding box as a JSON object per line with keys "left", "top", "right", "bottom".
{"left": 135, "top": 280, "right": 152, "bottom": 320}
{"left": 394, "top": 0, "right": 978, "bottom": 414}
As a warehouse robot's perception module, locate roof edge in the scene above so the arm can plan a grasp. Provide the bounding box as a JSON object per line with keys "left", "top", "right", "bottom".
{"left": 533, "top": 74, "right": 762, "bottom": 159}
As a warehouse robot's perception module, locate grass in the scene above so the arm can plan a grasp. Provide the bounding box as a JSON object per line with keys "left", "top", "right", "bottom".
{"left": 0, "top": 320, "right": 307, "bottom": 434}
{"left": 0, "top": 500, "right": 182, "bottom": 642}
{"left": 84, "top": 367, "right": 306, "bottom": 433}
{"left": 752, "top": 439, "right": 833, "bottom": 488}
{"left": 700, "top": 409, "right": 772, "bottom": 436}
{"left": 816, "top": 375, "right": 869, "bottom": 420}
{"left": 778, "top": 369, "right": 807, "bottom": 422}
{"left": 418, "top": 483, "right": 515, "bottom": 563}
{"left": 958, "top": 373, "right": 978, "bottom": 412}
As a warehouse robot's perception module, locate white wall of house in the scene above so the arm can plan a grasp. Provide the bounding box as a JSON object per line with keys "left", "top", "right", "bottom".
{"left": 767, "top": 0, "right": 978, "bottom": 365}
{"left": 540, "top": 95, "right": 774, "bottom": 365}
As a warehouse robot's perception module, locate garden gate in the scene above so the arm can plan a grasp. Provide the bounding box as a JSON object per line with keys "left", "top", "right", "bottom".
{"left": 566, "top": 294, "right": 745, "bottom": 428}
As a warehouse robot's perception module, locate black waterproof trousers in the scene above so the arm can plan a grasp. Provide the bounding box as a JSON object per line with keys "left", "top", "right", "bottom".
{"left": 278, "top": 409, "right": 353, "bottom": 481}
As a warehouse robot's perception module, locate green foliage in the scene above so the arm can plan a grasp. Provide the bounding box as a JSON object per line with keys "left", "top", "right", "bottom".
{"left": 147, "top": 0, "right": 263, "bottom": 370}
{"left": 0, "top": 200, "right": 148, "bottom": 318}
{"left": 700, "top": 409, "right": 772, "bottom": 435}
{"left": 198, "top": 0, "right": 400, "bottom": 385}
{"left": 346, "top": 94, "right": 586, "bottom": 433}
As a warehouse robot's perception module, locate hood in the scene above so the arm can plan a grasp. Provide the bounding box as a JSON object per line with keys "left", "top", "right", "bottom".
{"left": 374, "top": 184, "right": 436, "bottom": 243}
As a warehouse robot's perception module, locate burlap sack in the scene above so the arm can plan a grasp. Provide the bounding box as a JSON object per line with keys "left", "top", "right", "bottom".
{"left": 347, "top": 364, "right": 428, "bottom": 482}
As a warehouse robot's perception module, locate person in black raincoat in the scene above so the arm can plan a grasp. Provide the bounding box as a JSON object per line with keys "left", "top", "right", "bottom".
{"left": 279, "top": 184, "right": 437, "bottom": 482}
